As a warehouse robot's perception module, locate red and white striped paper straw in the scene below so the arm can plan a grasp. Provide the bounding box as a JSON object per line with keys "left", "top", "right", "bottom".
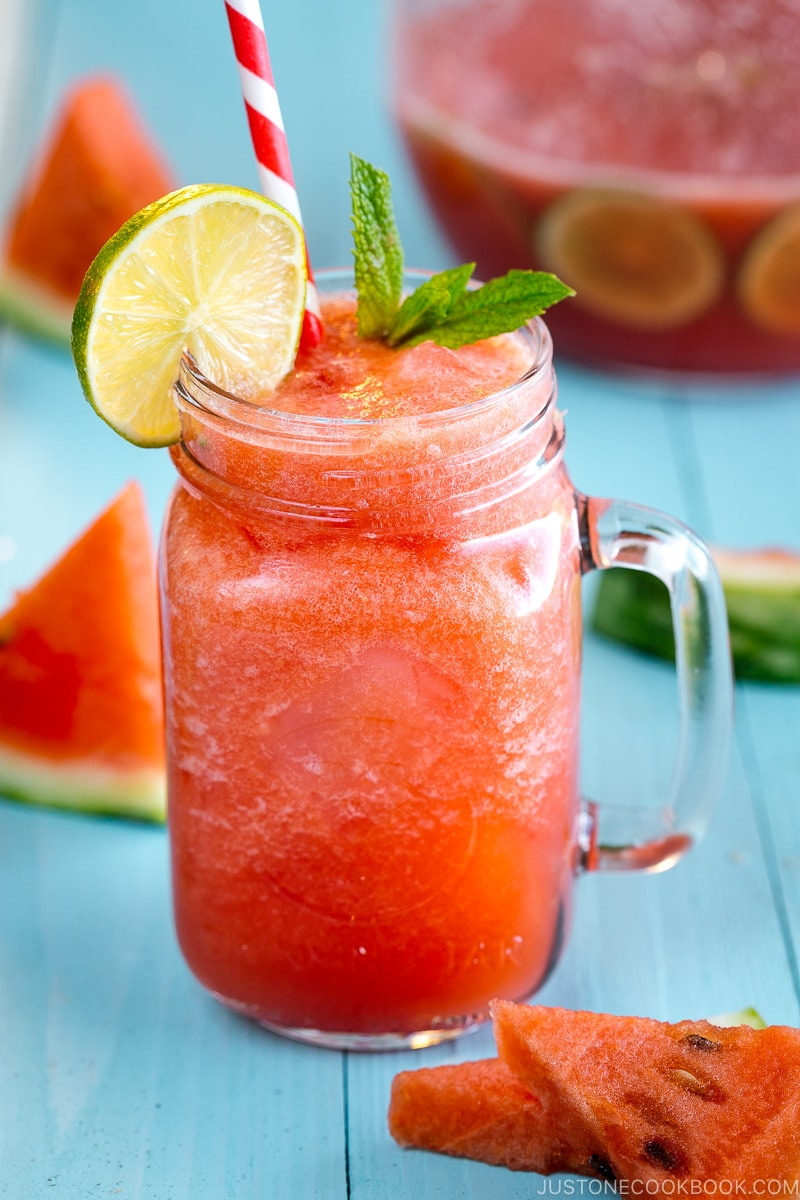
{"left": 224, "top": 0, "right": 323, "bottom": 351}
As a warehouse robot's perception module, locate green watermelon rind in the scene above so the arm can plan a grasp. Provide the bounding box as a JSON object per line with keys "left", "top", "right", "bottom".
{"left": 0, "top": 263, "right": 73, "bottom": 346}
{"left": 0, "top": 744, "right": 166, "bottom": 823}
{"left": 591, "top": 549, "right": 800, "bottom": 684}
{"left": 710, "top": 1007, "right": 768, "bottom": 1030}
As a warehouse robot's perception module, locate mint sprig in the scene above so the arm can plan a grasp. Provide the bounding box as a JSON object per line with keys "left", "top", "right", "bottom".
{"left": 386, "top": 262, "right": 475, "bottom": 346}
{"left": 349, "top": 154, "right": 404, "bottom": 339}
{"left": 349, "top": 153, "right": 575, "bottom": 350}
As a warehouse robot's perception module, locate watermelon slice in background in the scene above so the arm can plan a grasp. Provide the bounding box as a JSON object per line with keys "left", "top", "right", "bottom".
{"left": 0, "top": 481, "right": 166, "bottom": 821}
{"left": 0, "top": 75, "right": 174, "bottom": 344}
{"left": 592, "top": 546, "right": 800, "bottom": 684}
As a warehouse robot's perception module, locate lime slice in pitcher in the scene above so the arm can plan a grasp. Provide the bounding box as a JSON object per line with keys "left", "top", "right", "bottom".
{"left": 71, "top": 184, "right": 307, "bottom": 447}
{"left": 737, "top": 202, "right": 800, "bottom": 336}
{"left": 536, "top": 187, "right": 724, "bottom": 330}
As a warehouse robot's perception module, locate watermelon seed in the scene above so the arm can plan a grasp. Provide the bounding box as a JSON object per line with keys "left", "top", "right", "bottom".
{"left": 643, "top": 1139, "right": 688, "bottom": 1174}
{"left": 672, "top": 1068, "right": 703, "bottom": 1091}
{"left": 670, "top": 1068, "right": 726, "bottom": 1104}
{"left": 680, "top": 1033, "right": 723, "bottom": 1052}
{"left": 672, "top": 1069, "right": 708, "bottom": 1095}
{"left": 588, "top": 1154, "right": 617, "bottom": 1183}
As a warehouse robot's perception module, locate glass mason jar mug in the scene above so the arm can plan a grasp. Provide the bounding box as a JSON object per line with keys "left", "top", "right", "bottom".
{"left": 160, "top": 269, "right": 733, "bottom": 1050}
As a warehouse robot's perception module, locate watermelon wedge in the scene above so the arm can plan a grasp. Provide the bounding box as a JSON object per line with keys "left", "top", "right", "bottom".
{"left": 0, "top": 481, "right": 166, "bottom": 820}
{"left": 592, "top": 547, "right": 800, "bottom": 684}
{"left": 389, "top": 1003, "right": 799, "bottom": 1187}
{"left": 0, "top": 76, "right": 174, "bottom": 344}
{"left": 495, "top": 1002, "right": 800, "bottom": 1187}
{"left": 389, "top": 1058, "right": 578, "bottom": 1174}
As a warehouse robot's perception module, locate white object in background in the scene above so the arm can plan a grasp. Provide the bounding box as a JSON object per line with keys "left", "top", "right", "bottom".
{"left": 0, "top": 0, "right": 42, "bottom": 220}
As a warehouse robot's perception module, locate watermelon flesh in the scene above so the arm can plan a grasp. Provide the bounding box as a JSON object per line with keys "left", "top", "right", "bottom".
{"left": 389, "top": 1002, "right": 800, "bottom": 1188}
{"left": 592, "top": 547, "right": 800, "bottom": 684}
{"left": 0, "top": 481, "right": 166, "bottom": 820}
{"left": 495, "top": 1002, "right": 800, "bottom": 1187}
{"left": 389, "top": 1058, "right": 579, "bottom": 1175}
{"left": 0, "top": 75, "right": 174, "bottom": 344}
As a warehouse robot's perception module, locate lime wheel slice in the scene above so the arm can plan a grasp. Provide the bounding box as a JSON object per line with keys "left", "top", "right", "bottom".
{"left": 536, "top": 188, "right": 724, "bottom": 330}
{"left": 71, "top": 184, "right": 306, "bottom": 447}
{"left": 737, "top": 203, "right": 800, "bottom": 336}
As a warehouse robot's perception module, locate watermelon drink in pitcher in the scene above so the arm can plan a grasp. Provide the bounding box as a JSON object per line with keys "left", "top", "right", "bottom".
{"left": 393, "top": 0, "right": 800, "bottom": 374}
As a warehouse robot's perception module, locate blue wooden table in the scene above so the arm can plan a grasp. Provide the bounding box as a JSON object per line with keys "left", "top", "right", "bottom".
{"left": 1, "top": 2, "right": 799, "bottom": 1197}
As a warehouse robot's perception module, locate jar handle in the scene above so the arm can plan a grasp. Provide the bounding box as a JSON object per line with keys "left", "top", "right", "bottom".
{"left": 577, "top": 494, "right": 734, "bottom": 873}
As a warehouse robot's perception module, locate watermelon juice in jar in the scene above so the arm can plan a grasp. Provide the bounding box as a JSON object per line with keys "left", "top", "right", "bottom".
{"left": 393, "top": 0, "right": 800, "bottom": 374}
{"left": 160, "top": 269, "right": 732, "bottom": 1049}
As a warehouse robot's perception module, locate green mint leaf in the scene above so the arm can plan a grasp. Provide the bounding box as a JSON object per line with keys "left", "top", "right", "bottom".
{"left": 347, "top": 155, "right": 575, "bottom": 350}
{"left": 349, "top": 153, "right": 404, "bottom": 339}
{"left": 387, "top": 263, "right": 475, "bottom": 346}
{"left": 396, "top": 269, "right": 576, "bottom": 350}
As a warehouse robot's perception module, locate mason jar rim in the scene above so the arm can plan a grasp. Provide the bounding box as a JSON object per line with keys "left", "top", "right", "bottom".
{"left": 174, "top": 266, "right": 556, "bottom": 441}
